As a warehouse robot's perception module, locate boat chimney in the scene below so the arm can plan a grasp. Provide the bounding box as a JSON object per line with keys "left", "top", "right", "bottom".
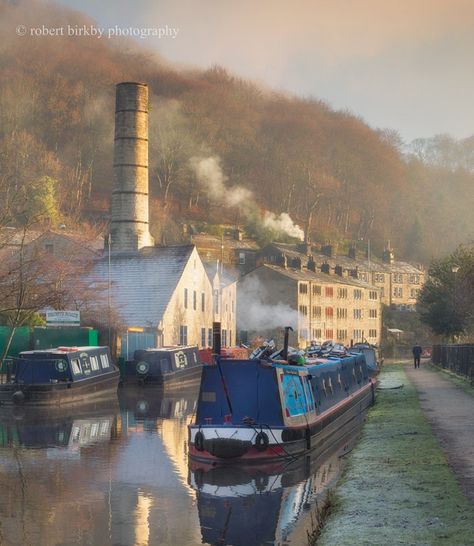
{"left": 282, "top": 326, "right": 293, "bottom": 360}
{"left": 212, "top": 321, "right": 221, "bottom": 355}
{"left": 109, "top": 82, "right": 154, "bottom": 252}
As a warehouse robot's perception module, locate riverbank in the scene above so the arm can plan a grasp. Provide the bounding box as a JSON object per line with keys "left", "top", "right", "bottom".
{"left": 315, "top": 363, "right": 474, "bottom": 546}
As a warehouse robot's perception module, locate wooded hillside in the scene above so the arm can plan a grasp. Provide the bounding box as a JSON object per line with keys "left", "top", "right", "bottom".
{"left": 1, "top": 0, "right": 473, "bottom": 261}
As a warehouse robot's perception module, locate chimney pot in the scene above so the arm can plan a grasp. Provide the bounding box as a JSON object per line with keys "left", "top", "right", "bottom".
{"left": 293, "top": 256, "right": 302, "bottom": 270}
{"left": 321, "top": 262, "right": 330, "bottom": 274}
{"left": 382, "top": 248, "right": 395, "bottom": 264}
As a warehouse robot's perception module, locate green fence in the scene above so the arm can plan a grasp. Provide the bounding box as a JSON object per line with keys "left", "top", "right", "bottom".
{"left": 0, "top": 326, "right": 98, "bottom": 371}
{"left": 32, "top": 327, "right": 98, "bottom": 350}
{"left": 0, "top": 326, "right": 31, "bottom": 358}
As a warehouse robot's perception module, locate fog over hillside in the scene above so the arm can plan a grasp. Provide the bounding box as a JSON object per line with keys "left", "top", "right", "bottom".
{"left": 1, "top": 0, "right": 473, "bottom": 261}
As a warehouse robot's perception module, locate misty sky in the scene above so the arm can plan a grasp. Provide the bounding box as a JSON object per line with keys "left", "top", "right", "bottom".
{"left": 56, "top": 0, "right": 474, "bottom": 142}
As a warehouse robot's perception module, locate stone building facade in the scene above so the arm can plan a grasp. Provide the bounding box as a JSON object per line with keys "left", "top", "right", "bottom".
{"left": 238, "top": 263, "right": 382, "bottom": 348}
{"left": 257, "top": 243, "right": 425, "bottom": 310}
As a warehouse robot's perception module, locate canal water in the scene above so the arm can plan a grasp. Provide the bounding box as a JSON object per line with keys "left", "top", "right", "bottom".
{"left": 0, "top": 388, "right": 357, "bottom": 546}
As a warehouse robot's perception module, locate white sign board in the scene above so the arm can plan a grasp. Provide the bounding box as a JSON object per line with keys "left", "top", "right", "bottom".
{"left": 46, "top": 310, "right": 80, "bottom": 326}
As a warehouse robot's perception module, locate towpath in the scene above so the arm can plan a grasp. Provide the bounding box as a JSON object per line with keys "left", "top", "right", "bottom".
{"left": 406, "top": 364, "right": 474, "bottom": 505}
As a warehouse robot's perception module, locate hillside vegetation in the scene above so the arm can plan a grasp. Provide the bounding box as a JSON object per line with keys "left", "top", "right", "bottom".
{"left": 1, "top": 0, "right": 473, "bottom": 261}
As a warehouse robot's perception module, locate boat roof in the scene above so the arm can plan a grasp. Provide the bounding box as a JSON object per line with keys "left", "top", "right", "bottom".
{"left": 20, "top": 346, "right": 107, "bottom": 356}
{"left": 139, "top": 345, "right": 198, "bottom": 353}
{"left": 272, "top": 355, "right": 358, "bottom": 374}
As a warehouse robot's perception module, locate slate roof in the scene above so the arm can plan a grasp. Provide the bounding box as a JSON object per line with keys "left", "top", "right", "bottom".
{"left": 267, "top": 243, "right": 424, "bottom": 274}
{"left": 192, "top": 233, "right": 258, "bottom": 250}
{"left": 250, "top": 264, "right": 377, "bottom": 290}
{"left": 90, "top": 245, "right": 195, "bottom": 328}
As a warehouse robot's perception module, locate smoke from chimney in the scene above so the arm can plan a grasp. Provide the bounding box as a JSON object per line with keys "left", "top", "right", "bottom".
{"left": 190, "top": 155, "right": 304, "bottom": 241}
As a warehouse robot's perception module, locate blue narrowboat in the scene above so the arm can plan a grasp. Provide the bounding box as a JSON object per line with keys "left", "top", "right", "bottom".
{"left": 0, "top": 346, "right": 119, "bottom": 406}
{"left": 188, "top": 351, "right": 375, "bottom": 463}
{"left": 122, "top": 345, "right": 203, "bottom": 388}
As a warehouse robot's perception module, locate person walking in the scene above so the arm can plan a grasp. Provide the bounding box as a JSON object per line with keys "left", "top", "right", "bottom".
{"left": 412, "top": 343, "right": 423, "bottom": 368}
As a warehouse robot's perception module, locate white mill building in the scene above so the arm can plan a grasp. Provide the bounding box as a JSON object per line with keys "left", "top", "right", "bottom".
{"left": 91, "top": 82, "right": 236, "bottom": 355}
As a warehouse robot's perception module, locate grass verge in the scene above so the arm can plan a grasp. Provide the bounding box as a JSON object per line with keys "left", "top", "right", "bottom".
{"left": 315, "top": 364, "right": 474, "bottom": 546}
{"left": 428, "top": 363, "right": 474, "bottom": 398}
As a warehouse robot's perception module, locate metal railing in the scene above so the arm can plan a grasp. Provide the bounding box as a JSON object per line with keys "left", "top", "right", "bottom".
{"left": 432, "top": 344, "right": 474, "bottom": 382}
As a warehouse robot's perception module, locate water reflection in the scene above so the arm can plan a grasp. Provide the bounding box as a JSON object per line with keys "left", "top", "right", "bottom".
{"left": 0, "top": 404, "right": 118, "bottom": 452}
{"left": 0, "top": 388, "right": 359, "bottom": 546}
{"left": 188, "top": 432, "right": 358, "bottom": 546}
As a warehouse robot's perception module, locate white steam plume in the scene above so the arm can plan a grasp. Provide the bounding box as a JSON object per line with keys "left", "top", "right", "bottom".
{"left": 190, "top": 155, "right": 252, "bottom": 207}
{"left": 263, "top": 211, "right": 304, "bottom": 240}
{"left": 190, "top": 155, "right": 304, "bottom": 240}
{"left": 237, "top": 275, "right": 299, "bottom": 332}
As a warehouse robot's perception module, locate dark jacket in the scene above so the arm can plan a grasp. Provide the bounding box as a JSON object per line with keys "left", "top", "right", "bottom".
{"left": 412, "top": 345, "right": 423, "bottom": 357}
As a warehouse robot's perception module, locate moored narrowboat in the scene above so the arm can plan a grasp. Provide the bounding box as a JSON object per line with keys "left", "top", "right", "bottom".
{"left": 0, "top": 346, "right": 119, "bottom": 406}
{"left": 122, "top": 345, "right": 203, "bottom": 388}
{"left": 188, "top": 351, "right": 375, "bottom": 464}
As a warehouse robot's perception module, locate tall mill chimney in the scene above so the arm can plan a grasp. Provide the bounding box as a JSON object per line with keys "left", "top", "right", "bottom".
{"left": 110, "top": 82, "right": 154, "bottom": 252}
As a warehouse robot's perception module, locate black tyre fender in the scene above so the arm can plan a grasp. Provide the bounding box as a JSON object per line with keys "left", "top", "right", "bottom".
{"left": 254, "top": 431, "right": 269, "bottom": 452}
{"left": 195, "top": 430, "right": 205, "bottom": 451}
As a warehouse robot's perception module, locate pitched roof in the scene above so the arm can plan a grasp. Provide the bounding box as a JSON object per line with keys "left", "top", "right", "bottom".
{"left": 267, "top": 243, "right": 424, "bottom": 274}
{"left": 250, "top": 264, "right": 377, "bottom": 289}
{"left": 90, "top": 245, "right": 195, "bottom": 328}
{"left": 192, "top": 233, "right": 258, "bottom": 250}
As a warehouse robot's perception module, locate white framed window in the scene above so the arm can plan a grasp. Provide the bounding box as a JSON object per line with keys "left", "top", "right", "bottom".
{"left": 71, "top": 358, "right": 82, "bottom": 375}
{"left": 100, "top": 354, "right": 110, "bottom": 368}
{"left": 90, "top": 355, "right": 99, "bottom": 371}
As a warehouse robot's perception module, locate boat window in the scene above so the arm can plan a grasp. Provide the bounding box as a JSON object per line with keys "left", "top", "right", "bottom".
{"left": 100, "top": 354, "right": 110, "bottom": 368}
{"left": 71, "top": 358, "right": 82, "bottom": 375}
{"left": 90, "top": 355, "right": 99, "bottom": 371}
{"left": 304, "top": 377, "right": 315, "bottom": 409}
